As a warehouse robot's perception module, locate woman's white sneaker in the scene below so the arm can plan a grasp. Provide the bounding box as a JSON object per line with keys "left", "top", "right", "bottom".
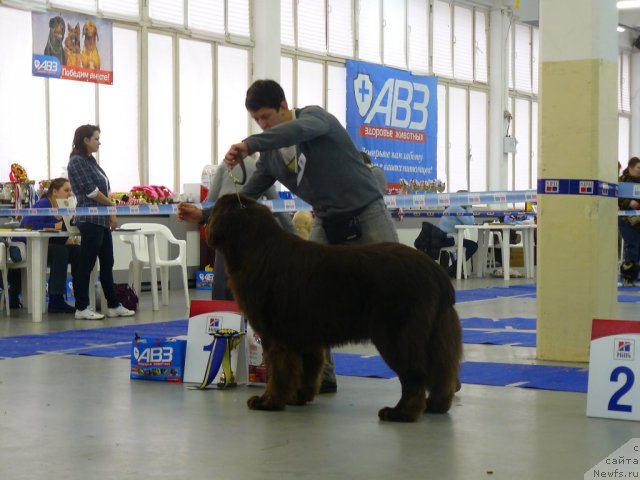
{"left": 75, "top": 308, "right": 105, "bottom": 320}
{"left": 107, "top": 305, "right": 135, "bottom": 317}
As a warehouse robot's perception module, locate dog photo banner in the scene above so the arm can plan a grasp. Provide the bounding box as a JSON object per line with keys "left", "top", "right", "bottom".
{"left": 31, "top": 12, "right": 113, "bottom": 85}
{"left": 346, "top": 60, "right": 437, "bottom": 187}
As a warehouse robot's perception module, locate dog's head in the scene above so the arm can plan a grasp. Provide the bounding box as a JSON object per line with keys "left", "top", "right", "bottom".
{"left": 65, "top": 23, "right": 81, "bottom": 51}
{"left": 83, "top": 20, "right": 98, "bottom": 46}
{"left": 206, "top": 193, "right": 281, "bottom": 252}
{"left": 48, "top": 16, "right": 65, "bottom": 44}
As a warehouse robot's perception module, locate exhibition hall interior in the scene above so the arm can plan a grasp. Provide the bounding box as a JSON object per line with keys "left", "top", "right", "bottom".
{"left": 0, "top": 0, "right": 639, "bottom": 479}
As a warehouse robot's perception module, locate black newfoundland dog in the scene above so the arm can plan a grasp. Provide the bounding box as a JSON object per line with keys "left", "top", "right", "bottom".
{"left": 206, "top": 193, "right": 462, "bottom": 422}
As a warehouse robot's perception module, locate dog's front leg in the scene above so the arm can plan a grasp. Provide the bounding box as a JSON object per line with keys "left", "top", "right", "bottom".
{"left": 247, "top": 341, "right": 302, "bottom": 411}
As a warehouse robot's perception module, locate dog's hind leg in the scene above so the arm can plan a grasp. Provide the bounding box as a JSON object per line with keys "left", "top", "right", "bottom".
{"left": 247, "top": 341, "right": 302, "bottom": 411}
{"left": 292, "top": 348, "right": 325, "bottom": 405}
{"left": 378, "top": 373, "right": 427, "bottom": 422}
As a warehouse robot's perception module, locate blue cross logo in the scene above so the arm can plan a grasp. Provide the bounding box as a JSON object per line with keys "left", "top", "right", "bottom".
{"left": 358, "top": 79, "right": 370, "bottom": 103}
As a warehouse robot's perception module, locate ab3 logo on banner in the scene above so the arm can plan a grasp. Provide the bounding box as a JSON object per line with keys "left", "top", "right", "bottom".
{"left": 346, "top": 60, "right": 437, "bottom": 186}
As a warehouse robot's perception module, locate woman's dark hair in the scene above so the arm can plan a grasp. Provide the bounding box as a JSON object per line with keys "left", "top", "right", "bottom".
{"left": 47, "top": 177, "right": 69, "bottom": 197}
{"left": 245, "top": 80, "right": 286, "bottom": 111}
{"left": 70, "top": 124, "right": 100, "bottom": 157}
{"left": 623, "top": 157, "right": 640, "bottom": 177}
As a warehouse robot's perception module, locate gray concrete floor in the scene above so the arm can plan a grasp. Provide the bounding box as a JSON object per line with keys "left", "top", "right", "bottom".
{"left": 0, "top": 278, "right": 637, "bottom": 479}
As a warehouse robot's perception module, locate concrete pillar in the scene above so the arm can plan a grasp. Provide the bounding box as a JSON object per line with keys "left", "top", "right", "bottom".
{"left": 536, "top": 0, "right": 618, "bottom": 361}
{"left": 250, "top": 0, "right": 281, "bottom": 135}
{"left": 252, "top": 0, "right": 281, "bottom": 82}
{"left": 488, "top": 8, "right": 510, "bottom": 191}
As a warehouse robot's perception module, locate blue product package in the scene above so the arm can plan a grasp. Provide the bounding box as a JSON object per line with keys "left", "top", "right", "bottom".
{"left": 195, "top": 270, "right": 214, "bottom": 290}
{"left": 130, "top": 336, "right": 187, "bottom": 382}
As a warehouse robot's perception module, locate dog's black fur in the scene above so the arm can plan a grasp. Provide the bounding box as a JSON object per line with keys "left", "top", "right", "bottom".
{"left": 206, "top": 193, "right": 462, "bottom": 422}
{"left": 621, "top": 261, "right": 640, "bottom": 287}
{"left": 44, "top": 16, "right": 66, "bottom": 66}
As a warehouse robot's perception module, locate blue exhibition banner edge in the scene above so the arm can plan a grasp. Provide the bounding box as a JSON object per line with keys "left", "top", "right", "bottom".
{"left": 537, "top": 179, "right": 618, "bottom": 198}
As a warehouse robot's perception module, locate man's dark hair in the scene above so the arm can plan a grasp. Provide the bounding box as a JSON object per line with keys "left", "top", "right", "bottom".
{"left": 245, "top": 79, "right": 286, "bottom": 111}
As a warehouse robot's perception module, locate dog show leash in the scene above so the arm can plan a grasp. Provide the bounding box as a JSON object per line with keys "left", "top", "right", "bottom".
{"left": 226, "top": 153, "right": 247, "bottom": 208}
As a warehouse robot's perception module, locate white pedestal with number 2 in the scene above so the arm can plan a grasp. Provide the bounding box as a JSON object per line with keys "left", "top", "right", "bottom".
{"left": 586, "top": 319, "right": 640, "bottom": 421}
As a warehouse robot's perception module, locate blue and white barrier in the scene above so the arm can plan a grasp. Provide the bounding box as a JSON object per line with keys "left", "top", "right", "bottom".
{"left": 1, "top": 184, "right": 638, "bottom": 217}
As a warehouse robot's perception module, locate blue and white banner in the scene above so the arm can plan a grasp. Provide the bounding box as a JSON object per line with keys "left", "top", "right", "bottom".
{"left": 346, "top": 60, "right": 437, "bottom": 186}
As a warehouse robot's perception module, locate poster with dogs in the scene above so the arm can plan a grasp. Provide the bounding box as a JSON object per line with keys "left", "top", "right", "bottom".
{"left": 31, "top": 12, "right": 113, "bottom": 85}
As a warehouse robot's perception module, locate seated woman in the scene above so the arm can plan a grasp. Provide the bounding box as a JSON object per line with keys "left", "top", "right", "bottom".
{"left": 619, "top": 157, "right": 640, "bottom": 284}
{"left": 8, "top": 178, "right": 80, "bottom": 313}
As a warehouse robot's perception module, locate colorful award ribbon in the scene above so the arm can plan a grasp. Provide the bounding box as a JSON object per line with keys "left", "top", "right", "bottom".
{"left": 193, "top": 328, "right": 244, "bottom": 390}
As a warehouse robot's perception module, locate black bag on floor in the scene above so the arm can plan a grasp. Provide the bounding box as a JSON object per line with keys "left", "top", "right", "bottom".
{"left": 414, "top": 221, "right": 449, "bottom": 260}
{"left": 114, "top": 284, "right": 138, "bottom": 311}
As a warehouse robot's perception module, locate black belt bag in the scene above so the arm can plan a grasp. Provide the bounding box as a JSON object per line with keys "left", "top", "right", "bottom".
{"left": 322, "top": 205, "right": 367, "bottom": 245}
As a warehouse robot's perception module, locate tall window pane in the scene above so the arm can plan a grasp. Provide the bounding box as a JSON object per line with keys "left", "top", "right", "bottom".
{"left": 433, "top": 0, "right": 452, "bottom": 78}
{"left": 408, "top": 0, "right": 428, "bottom": 73}
{"left": 0, "top": 7, "right": 47, "bottom": 182}
{"left": 448, "top": 86, "right": 467, "bottom": 192}
{"left": 188, "top": 0, "right": 224, "bottom": 35}
{"left": 148, "top": 33, "right": 175, "bottom": 187}
{"left": 99, "top": 27, "right": 139, "bottom": 192}
{"left": 281, "top": 0, "right": 295, "bottom": 47}
{"left": 514, "top": 23, "right": 532, "bottom": 93}
{"left": 358, "top": 0, "right": 381, "bottom": 63}
{"left": 383, "top": 0, "right": 406, "bottom": 68}
{"left": 532, "top": 27, "right": 539, "bottom": 94}
{"left": 514, "top": 98, "right": 531, "bottom": 190}
{"left": 453, "top": 5, "right": 473, "bottom": 81}
{"left": 49, "top": 81, "right": 96, "bottom": 180}
{"left": 531, "top": 101, "right": 538, "bottom": 185}
{"left": 228, "top": 0, "right": 250, "bottom": 37}
{"left": 99, "top": 0, "right": 139, "bottom": 18}
{"left": 298, "top": 0, "right": 326, "bottom": 53}
{"left": 437, "top": 84, "right": 447, "bottom": 185}
{"left": 474, "top": 10, "right": 488, "bottom": 83}
{"left": 281, "top": 56, "right": 294, "bottom": 106}
{"left": 327, "top": 64, "right": 346, "bottom": 126}
{"left": 328, "top": 0, "right": 353, "bottom": 57}
{"left": 217, "top": 46, "right": 248, "bottom": 160}
{"left": 297, "top": 59, "right": 324, "bottom": 108}
{"left": 149, "top": 0, "right": 184, "bottom": 25}
{"left": 51, "top": 0, "right": 97, "bottom": 13}
{"left": 621, "top": 51, "right": 631, "bottom": 113}
{"left": 179, "top": 39, "right": 212, "bottom": 187}
{"left": 619, "top": 116, "right": 630, "bottom": 167}
{"left": 469, "top": 90, "right": 487, "bottom": 192}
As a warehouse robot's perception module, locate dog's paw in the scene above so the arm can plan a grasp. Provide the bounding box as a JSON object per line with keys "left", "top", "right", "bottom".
{"left": 378, "top": 406, "right": 419, "bottom": 422}
{"left": 247, "top": 394, "right": 286, "bottom": 411}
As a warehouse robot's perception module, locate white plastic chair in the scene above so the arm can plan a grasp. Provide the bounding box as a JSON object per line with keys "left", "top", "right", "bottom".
{"left": 119, "top": 223, "right": 189, "bottom": 308}
{"left": 440, "top": 244, "right": 469, "bottom": 279}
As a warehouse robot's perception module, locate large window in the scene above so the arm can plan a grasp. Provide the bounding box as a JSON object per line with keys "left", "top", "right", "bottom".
{"left": 358, "top": 0, "right": 381, "bottom": 63}
{"left": 448, "top": 86, "right": 468, "bottom": 192}
{"left": 407, "top": 0, "right": 428, "bottom": 73}
{"left": 383, "top": 0, "right": 406, "bottom": 68}
{"left": 217, "top": 46, "right": 249, "bottom": 161}
{"left": 98, "top": 27, "right": 140, "bottom": 192}
{"left": 327, "top": 64, "right": 346, "bottom": 126}
{"left": 0, "top": 6, "right": 47, "bottom": 182}
{"left": 147, "top": 32, "right": 174, "bottom": 187}
{"left": 179, "top": 38, "right": 213, "bottom": 187}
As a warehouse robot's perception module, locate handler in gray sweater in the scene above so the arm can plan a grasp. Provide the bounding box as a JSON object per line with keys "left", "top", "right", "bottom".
{"left": 178, "top": 79, "right": 398, "bottom": 393}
